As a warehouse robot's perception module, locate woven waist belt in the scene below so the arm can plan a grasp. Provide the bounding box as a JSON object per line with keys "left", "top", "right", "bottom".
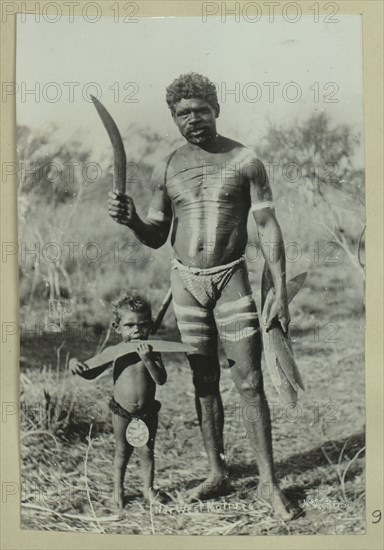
{"left": 172, "top": 255, "right": 245, "bottom": 276}
{"left": 109, "top": 398, "right": 161, "bottom": 421}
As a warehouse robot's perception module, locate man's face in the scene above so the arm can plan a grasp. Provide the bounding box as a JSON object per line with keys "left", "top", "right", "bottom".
{"left": 115, "top": 308, "right": 151, "bottom": 342}
{"left": 172, "top": 97, "right": 219, "bottom": 145}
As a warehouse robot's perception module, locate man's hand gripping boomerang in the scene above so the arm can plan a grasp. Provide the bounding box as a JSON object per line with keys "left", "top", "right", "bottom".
{"left": 90, "top": 95, "right": 172, "bottom": 332}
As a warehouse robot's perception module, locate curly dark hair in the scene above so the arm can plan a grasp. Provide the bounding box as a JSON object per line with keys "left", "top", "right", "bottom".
{"left": 112, "top": 292, "right": 152, "bottom": 323}
{"left": 166, "top": 72, "right": 218, "bottom": 113}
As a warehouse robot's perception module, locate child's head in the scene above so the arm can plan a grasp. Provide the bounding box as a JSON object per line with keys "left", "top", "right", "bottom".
{"left": 112, "top": 292, "right": 152, "bottom": 342}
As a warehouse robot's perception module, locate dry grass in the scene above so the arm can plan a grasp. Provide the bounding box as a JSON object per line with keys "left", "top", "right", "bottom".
{"left": 20, "top": 261, "right": 365, "bottom": 535}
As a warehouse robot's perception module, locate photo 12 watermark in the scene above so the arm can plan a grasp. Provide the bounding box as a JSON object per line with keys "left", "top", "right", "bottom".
{"left": 2, "top": 2, "right": 140, "bottom": 24}
{"left": 201, "top": 2, "right": 340, "bottom": 24}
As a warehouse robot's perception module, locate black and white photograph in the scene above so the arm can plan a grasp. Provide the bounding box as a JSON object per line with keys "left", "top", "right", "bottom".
{"left": 10, "top": 5, "right": 369, "bottom": 538}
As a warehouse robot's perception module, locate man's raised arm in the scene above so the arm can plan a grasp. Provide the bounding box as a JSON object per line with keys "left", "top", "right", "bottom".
{"left": 108, "top": 158, "right": 173, "bottom": 249}
{"left": 248, "top": 157, "right": 290, "bottom": 333}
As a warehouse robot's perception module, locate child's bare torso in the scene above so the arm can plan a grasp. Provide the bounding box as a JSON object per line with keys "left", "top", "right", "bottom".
{"left": 113, "top": 356, "right": 157, "bottom": 413}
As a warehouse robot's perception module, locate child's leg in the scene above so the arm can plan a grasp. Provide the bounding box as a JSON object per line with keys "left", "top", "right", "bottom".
{"left": 111, "top": 412, "right": 133, "bottom": 509}
{"left": 137, "top": 414, "right": 158, "bottom": 500}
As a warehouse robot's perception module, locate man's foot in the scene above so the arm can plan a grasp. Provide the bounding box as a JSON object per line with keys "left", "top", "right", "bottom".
{"left": 257, "top": 482, "right": 301, "bottom": 521}
{"left": 186, "top": 476, "right": 231, "bottom": 502}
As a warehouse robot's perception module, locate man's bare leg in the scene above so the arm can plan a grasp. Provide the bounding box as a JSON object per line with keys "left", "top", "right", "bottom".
{"left": 186, "top": 356, "right": 229, "bottom": 501}
{"left": 111, "top": 413, "right": 134, "bottom": 510}
{"left": 169, "top": 271, "right": 228, "bottom": 500}
{"left": 212, "top": 266, "right": 297, "bottom": 519}
{"left": 225, "top": 337, "right": 296, "bottom": 520}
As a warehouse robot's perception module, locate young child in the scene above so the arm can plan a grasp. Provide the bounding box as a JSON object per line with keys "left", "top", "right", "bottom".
{"left": 69, "top": 292, "right": 167, "bottom": 510}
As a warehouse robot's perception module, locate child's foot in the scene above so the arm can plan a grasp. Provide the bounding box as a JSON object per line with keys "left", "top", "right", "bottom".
{"left": 111, "top": 488, "right": 125, "bottom": 511}
{"left": 145, "top": 487, "right": 169, "bottom": 504}
{"left": 111, "top": 497, "right": 124, "bottom": 511}
{"left": 186, "top": 475, "right": 231, "bottom": 502}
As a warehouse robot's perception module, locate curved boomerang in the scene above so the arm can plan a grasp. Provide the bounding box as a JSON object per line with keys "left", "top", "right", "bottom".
{"left": 90, "top": 96, "right": 173, "bottom": 349}
{"left": 79, "top": 340, "right": 197, "bottom": 380}
{"left": 90, "top": 95, "right": 127, "bottom": 193}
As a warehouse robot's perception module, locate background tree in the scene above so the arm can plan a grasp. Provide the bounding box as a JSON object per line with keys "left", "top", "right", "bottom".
{"left": 252, "top": 113, "right": 365, "bottom": 279}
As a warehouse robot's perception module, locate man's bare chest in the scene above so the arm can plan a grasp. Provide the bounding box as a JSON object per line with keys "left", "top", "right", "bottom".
{"left": 166, "top": 160, "right": 248, "bottom": 206}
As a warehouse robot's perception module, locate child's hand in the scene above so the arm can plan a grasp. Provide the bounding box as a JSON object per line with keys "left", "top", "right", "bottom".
{"left": 136, "top": 344, "right": 166, "bottom": 385}
{"left": 136, "top": 343, "right": 153, "bottom": 360}
{"left": 69, "top": 357, "right": 89, "bottom": 375}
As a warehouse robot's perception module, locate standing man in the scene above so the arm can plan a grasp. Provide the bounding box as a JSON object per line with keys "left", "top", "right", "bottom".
{"left": 108, "top": 73, "right": 294, "bottom": 518}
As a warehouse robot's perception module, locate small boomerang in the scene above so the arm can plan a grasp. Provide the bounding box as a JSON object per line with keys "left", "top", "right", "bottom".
{"left": 261, "top": 265, "right": 307, "bottom": 404}
{"left": 79, "top": 340, "right": 196, "bottom": 380}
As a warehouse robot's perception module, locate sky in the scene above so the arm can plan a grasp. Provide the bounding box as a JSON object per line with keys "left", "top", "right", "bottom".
{"left": 16, "top": 14, "right": 364, "bottom": 161}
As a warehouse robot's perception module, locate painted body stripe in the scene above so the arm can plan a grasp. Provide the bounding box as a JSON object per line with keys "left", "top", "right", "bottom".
{"left": 176, "top": 322, "right": 216, "bottom": 333}
{"left": 215, "top": 294, "right": 255, "bottom": 314}
{"left": 251, "top": 200, "right": 274, "bottom": 212}
{"left": 180, "top": 335, "right": 214, "bottom": 344}
{"left": 219, "top": 327, "right": 260, "bottom": 342}
{"left": 215, "top": 311, "right": 259, "bottom": 324}
{"left": 172, "top": 302, "right": 210, "bottom": 318}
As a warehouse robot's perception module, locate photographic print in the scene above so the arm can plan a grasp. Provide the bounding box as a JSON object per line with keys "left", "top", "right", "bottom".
{"left": 5, "top": 2, "right": 372, "bottom": 539}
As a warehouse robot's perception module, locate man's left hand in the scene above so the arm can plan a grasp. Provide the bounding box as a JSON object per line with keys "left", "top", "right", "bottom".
{"left": 265, "top": 293, "right": 291, "bottom": 334}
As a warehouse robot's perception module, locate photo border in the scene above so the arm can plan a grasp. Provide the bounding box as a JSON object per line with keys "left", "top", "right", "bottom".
{"left": 1, "top": 1, "right": 383, "bottom": 548}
